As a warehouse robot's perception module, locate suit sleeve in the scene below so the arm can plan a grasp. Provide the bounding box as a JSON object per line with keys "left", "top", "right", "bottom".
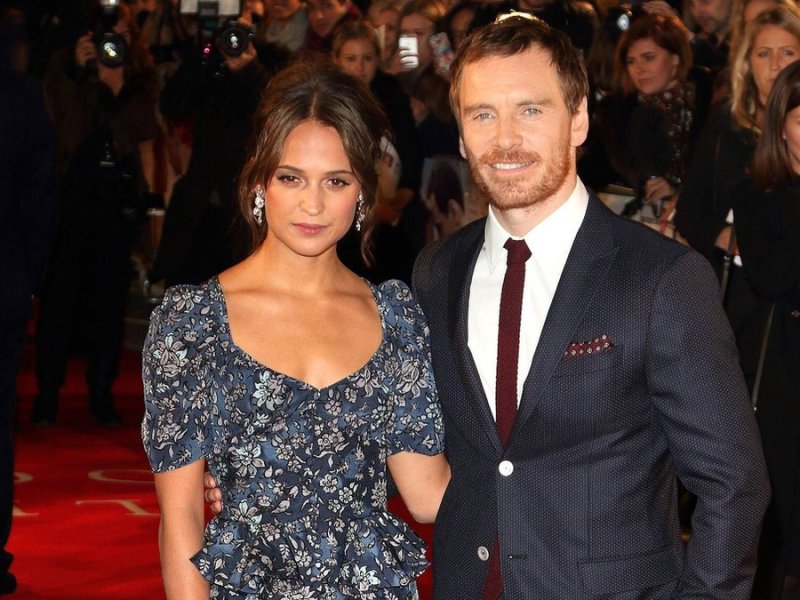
{"left": 645, "top": 250, "right": 770, "bottom": 598}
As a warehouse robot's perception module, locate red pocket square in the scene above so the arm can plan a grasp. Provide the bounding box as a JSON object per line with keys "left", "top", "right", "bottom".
{"left": 564, "top": 335, "right": 614, "bottom": 357}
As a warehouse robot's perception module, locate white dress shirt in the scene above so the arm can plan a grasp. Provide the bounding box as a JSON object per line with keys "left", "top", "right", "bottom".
{"left": 468, "top": 179, "right": 589, "bottom": 418}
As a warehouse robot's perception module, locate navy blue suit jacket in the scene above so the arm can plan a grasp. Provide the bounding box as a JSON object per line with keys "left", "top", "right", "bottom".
{"left": 412, "top": 194, "right": 770, "bottom": 599}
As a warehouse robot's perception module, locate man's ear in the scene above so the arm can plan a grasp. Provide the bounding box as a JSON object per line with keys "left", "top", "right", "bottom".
{"left": 570, "top": 96, "right": 589, "bottom": 148}
{"left": 459, "top": 137, "right": 467, "bottom": 160}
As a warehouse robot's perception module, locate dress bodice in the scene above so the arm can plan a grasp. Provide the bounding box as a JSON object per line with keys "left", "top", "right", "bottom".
{"left": 142, "top": 278, "right": 444, "bottom": 599}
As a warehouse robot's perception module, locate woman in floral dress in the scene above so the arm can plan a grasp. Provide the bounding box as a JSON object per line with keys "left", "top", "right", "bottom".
{"left": 141, "top": 61, "right": 450, "bottom": 600}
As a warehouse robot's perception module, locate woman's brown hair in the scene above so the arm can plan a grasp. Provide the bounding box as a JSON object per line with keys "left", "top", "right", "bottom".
{"left": 615, "top": 14, "right": 692, "bottom": 95}
{"left": 237, "top": 61, "right": 389, "bottom": 261}
{"left": 332, "top": 20, "right": 381, "bottom": 58}
{"left": 751, "top": 59, "right": 800, "bottom": 189}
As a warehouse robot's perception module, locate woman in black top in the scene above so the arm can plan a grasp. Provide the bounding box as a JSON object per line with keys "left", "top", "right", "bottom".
{"left": 579, "top": 13, "right": 709, "bottom": 216}
{"left": 732, "top": 59, "right": 800, "bottom": 600}
{"left": 676, "top": 4, "right": 800, "bottom": 385}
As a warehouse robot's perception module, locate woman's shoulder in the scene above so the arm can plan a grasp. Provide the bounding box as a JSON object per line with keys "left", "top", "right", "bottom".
{"left": 706, "top": 102, "right": 754, "bottom": 142}
{"left": 736, "top": 182, "right": 800, "bottom": 208}
{"left": 694, "top": 102, "right": 754, "bottom": 155}
{"left": 150, "top": 278, "right": 224, "bottom": 332}
{"left": 376, "top": 279, "right": 429, "bottom": 334}
{"left": 376, "top": 279, "right": 415, "bottom": 306}
{"left": 702, "top": 102, "right": 734, "bottom": 131}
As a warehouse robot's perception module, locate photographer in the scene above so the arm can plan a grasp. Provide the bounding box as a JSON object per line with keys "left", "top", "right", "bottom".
{"left": 34, "top": 0, "right": 159, "bottom": 425}
{"left": 152, "top": 4, "right": 288, "bottom": 287}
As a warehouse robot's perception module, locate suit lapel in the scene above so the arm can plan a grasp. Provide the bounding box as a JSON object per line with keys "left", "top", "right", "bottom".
{"left": 513, "top": 198, "right": 619, "bottom": 432}
{"left": 447, "top": 220, "right": 504, "bottom": 452}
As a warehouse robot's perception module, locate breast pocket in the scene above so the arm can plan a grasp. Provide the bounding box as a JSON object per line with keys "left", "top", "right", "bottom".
{"left": 536, "top": 347, "right": 623, "bottom": 436}
{"left": 550, "top": 346, "right": 619, "bottom": 380}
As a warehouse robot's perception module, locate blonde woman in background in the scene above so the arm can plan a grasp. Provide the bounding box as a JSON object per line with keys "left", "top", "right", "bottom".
{"left": 676, "top": 3, "right": 800, "bottom": 400}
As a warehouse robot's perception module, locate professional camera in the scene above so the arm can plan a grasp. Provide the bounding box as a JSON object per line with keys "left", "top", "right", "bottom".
{"left": 180, "top": 0, "right": 253, "bottom": 60}
{"left": 94, "top": 0, "right": 128, "bottom": 68}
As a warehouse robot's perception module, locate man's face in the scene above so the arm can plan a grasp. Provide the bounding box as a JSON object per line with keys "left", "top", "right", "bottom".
{"left": 690, "top": 0, "right": 733, "bottom": 37}
{"left": 269, "top": 0, "right": 302, "bottom": 22}
{"left": 307, "top": 0, "right": 349, "bottom": 38}
{"left": 457, "top": 46, "right": 587, "bottom": 214}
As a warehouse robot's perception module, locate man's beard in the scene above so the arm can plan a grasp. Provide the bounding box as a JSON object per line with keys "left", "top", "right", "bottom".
{"left": 467, "top": 141, "right": 571, "bottom": 210}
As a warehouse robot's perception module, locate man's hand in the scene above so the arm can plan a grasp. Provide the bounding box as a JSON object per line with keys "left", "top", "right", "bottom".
{"left": 223, "top": 40, "right": 257, "bottom": 72}
{"left": 644, "top": 176, "right": 676, "bottom": 207}
{"left": 203, "top": 472, "right": 223, "bottom": 516}
{"left": 74, "top": 32, "right": 97, "bottom": 68}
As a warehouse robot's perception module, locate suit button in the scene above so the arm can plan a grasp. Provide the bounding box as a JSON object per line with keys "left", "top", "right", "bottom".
{"left": 499, "top": 460, "right": 514, "bottom": 476}
{"left": 477, "top": 546, "right": 490, "bottom": 561}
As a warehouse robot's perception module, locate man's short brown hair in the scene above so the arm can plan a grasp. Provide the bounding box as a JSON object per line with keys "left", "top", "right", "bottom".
{"left": 449, "top": 15, "right": 589, "bottom": 121}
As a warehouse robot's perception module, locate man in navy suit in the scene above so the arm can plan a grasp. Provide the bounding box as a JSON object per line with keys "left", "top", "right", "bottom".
{"left": 411, "top": 14, "right": 770, "bottom": 599}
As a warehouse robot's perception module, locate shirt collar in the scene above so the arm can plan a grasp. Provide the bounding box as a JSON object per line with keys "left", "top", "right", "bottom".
{"left": 483, "top": 178, "right": 589, "bottom": 273}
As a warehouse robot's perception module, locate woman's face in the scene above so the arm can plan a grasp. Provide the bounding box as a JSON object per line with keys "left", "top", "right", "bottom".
{"left": 263, "top": 120, "right": 360, "bottom": 259}
{"left": 750, "top": 24, "right": 800, "bottom": 105}
{"left": 307, "top": 0, "right": 349, "bottom": 38}
{"left": 783, "top": 104, "right": 800, "bottom": 174}
{"left": 400, "top": 12, "right": 435, "bottom": 69}
{"left": 625, "top": 37, "right": 680, "bottom": 95}
{"left": 335, "top": 38, "right": 379, "bottom": 85}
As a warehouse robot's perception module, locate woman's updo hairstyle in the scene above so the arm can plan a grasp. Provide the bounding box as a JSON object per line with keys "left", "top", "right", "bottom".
{"left": 237, "top": 61, "right": 390, "bottom": 260}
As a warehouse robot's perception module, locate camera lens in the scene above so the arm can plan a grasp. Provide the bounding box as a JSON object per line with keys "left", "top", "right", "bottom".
{"left": 96, "top": 32, "right": 127, "bottom": 67}
{"left": 219, "top": 24, "right": 252, "bottom": 58}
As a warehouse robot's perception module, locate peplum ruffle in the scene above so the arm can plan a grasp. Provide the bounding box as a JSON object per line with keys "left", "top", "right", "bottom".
{"left": 191, "top": 510, "right": 429, "bottom": 597}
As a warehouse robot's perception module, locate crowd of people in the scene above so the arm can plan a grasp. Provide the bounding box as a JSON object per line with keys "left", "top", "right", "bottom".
{"left": 2, "top": 0, "right": 800, "bottom": 597}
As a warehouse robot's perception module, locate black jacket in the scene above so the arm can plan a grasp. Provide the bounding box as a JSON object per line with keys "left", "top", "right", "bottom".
{"left": 0, "top": 70, "right": 57, "bottom": 307}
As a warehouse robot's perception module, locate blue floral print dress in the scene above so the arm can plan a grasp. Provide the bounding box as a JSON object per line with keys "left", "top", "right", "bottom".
{"left": 141, "top": 277, "right": 444, "bottom": 600}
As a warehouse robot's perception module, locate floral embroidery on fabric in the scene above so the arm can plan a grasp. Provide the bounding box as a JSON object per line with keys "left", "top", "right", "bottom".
{"left": 142, "top": 278, "right": 442, "bottom": 600}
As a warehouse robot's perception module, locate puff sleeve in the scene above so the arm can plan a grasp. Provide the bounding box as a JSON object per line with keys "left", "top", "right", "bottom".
{"left": 379, "top": 279, "right": 445, "bottom": 456}
{"left": 141, "top": 285, "right": 218, "bottom": 472}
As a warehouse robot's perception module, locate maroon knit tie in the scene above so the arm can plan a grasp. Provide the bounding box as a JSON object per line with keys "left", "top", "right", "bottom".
{"left": 482, "top": 238, "right": 531, "bottom": 600}
{"left": 495, "top": 238, "right": 530, "bottom": 445}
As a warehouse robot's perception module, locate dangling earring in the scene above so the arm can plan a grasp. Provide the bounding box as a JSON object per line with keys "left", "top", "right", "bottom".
{"left": 355, "top": 191, "right": 366, "bottom": 232}
{"left": 253, "top": 185, "right": 265, "bottom": 225}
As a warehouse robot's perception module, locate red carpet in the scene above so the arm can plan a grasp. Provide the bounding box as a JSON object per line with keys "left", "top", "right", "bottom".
{"left": 11, "top": 333, "right": 433, "bottom": 599}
